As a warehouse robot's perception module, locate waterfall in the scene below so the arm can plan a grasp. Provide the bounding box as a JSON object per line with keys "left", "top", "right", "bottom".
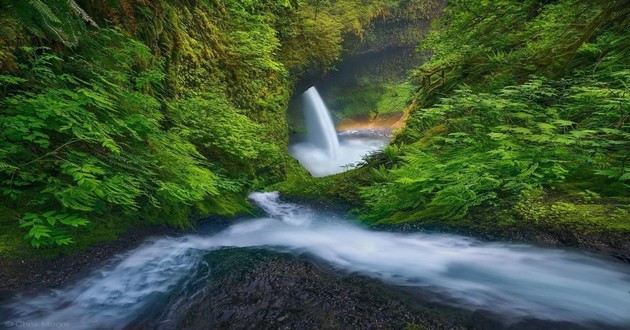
{"left": 303, "top": 86, "right": 339, "bottom": 157}
{"left": 290, "top": 86, "right": 387, "bottom": 176}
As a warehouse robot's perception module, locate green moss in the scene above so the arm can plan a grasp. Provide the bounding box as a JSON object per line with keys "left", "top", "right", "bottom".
{"left": 0, "top": 207, "right": 134, "bottom": 259}
{"left": 271, "top": 159, "right": 373, "bottom": 207}
{"left": 327, "top": 81, "right": 411, "bottom": 120}
{"left": 404, "top": 323, "right": 428, "bottom": 330}
{"left": 319, "top": 47, "right": 418, "bottom": 121}
{"left": 0, "top": 206, "right": 25, "bottom": 256}
{"left": 515, "top": 191, "right": 630, "bottom": 233}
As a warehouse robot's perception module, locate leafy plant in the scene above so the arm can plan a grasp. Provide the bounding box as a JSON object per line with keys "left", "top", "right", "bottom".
{"left": 1, "top": 0, "right": 436, "bottom": 250}
{"left": 361, "top": 0, "right": 630, "bottom": 225}
{"left": 20, "top": 211, "right": 89, "bottom": 247}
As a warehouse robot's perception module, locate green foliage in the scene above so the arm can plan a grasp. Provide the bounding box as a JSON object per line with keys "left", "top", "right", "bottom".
{"left": 514, "top": 189, "right": 630, "bottom": 233}
{"left": 408, "top": 0, "right": 629, "bottom": 103}
{"left": 319, "top": 48, "right": 418, "bottom": 121}
{"left": 0, "top": 32, "right": 223, "bottom": 246}
{"left": 169, "top": 94, "right": 281, "bottom": 173}
{"left": 361, "top": 0, "right": 630, "bottom": 225}
{"left": 328, "top": 80, "right": 412, "bottom": 120}
{"left": 272, "top": 158, "right": 375, "bottom": 207}
{"left": 1, "top": 0, "right": 429, "bottom": 251}
{"left": 0, "top": 0, "right": 94, "bottom": 47}
{"left": 20, "top": 211, "right": 89, "bottom": 248}
{"left": 278, "top": 0, "right": 439, "bottom": 73}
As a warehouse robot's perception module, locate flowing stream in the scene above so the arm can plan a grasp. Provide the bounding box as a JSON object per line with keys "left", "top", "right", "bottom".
{"left": 3, "top": 192, "right": 630, "bottom": 329}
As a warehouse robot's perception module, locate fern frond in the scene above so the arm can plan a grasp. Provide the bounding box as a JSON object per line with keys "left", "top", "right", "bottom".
{"left": 67, "top": 0, "right": 98, "bottom": 27}
{"left": 28, "top": 0, "right": 61, "bottom": 24}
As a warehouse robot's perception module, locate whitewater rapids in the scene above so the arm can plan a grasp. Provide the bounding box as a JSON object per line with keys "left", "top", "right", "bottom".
{"left": 2, "top": 192, "right": 630, "bottom": 329}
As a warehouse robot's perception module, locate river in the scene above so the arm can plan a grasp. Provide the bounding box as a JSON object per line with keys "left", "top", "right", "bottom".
{"left": 2, "top": 192, "right": 629, "bottom": 329}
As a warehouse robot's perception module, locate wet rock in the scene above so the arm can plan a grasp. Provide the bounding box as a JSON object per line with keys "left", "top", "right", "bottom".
{"left": 131, "top": 248, "right": 601, "bottom": 330}
{"left": 132, "top": 248, "right": 466, "bottom": 330}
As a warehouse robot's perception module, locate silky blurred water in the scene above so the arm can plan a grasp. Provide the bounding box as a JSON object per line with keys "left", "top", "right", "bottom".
{"left": 302, "top": 86, "right": 340, "bottom": 158}
{"left": 290, "top": 86, "right": 389, "bottom": 176}
{"left": 3, "top": 192, "right": 630, "bottom": 329}
{"left": 290, "top": 130, "right": 388, "bottom": 176}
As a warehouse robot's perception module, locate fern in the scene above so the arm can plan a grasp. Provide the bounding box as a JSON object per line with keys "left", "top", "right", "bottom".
{"left": 20, "top": 211, "right": 88, "bottom": 248}
{"left": 28, "top": 0, "right": 61, "bottom": 24}
{"left": 361, "top": 0, "right": 630, "bottom": 225}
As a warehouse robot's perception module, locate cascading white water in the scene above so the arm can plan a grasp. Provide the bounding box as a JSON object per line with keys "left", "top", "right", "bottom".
{"left": 303, "top": 87, "right": 340, "bottom": 157}
{"left": 4, "top": 192, "right": 630, "bottom": 329}
{"left": 290, "top": 87, "right": 388, "bottom": 177}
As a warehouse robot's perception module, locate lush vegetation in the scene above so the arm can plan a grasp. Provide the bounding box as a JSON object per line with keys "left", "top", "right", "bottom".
{"left": 320, "top": 48, "right": 417, "bottom": 121}
{"left": 329, "top": 80, "right": 412, "bottom": 120}
{"left": 359, "top": 0, "right": 630, "bottom": 235}
{"left": 2, "top": 0, "right": 627, "bottom": 255}
{"left": 0, "top": 0, "right": 438, "bottom": 251}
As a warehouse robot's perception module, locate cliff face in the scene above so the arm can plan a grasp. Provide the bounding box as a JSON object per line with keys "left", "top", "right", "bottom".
{"left": 343, "top": 10, "right": 437, "bottom": 56}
